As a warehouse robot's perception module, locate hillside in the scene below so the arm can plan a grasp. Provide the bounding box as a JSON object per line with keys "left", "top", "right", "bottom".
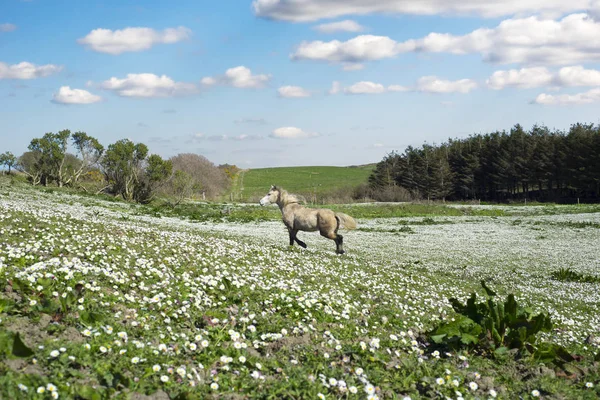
{"left": 226, "top": 164, "right": 376, "bottom": 203}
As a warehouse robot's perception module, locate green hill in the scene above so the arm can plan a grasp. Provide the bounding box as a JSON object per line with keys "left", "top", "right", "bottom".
{"left": 227, "top": 164, "right": 375, "bottom": 203}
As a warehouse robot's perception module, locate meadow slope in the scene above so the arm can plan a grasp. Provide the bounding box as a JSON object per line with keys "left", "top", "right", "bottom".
{"left": 227, "top": 165, "right": 375, "bottom": 203}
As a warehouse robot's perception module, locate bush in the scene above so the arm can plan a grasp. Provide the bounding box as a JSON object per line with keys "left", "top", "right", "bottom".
{"left": 428, "top": 281, "right": 573, "bottom": 365}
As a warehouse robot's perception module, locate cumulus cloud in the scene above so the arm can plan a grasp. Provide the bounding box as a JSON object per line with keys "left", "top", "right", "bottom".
{"left": 487, "top": 66, "right": 600, "bottom": 89}
{"left": 556, "top": 65, "right": 600, "bottom": 86}
{"left": 534, "top": 88, "right": 600, "bottom": 105}
{"left": 0, "top": 62, "right": 63, "bottom": 80}
{"left": 416, "top": 76, "right": 477, "bottom": 93}
{"left": 253, "top": 0, "right": 594, "bottom": 21}
{"left": 270, "top": 127, "right": 319, "bottom": 139}
{"left": 201, "top": 66, "right": 271, "bottom": 89}
{"left": 403, "top": 12, "right": 600, "bottom": 65}
{"left": 486, "top": 67, "right": 554, "bottom": 89}
{"left": 99, "top": 73, "right": 198, "bottom": 97}
{"left": 344, "top": 81, "right": 386, "bottom": 94}
{"left": 313, "top": 20, "right": 365, "bottom": 34}
{"left": 52, "top": 86, "right": 102, "bottom": 104}
{"left": 291, "top": 12, "right": 600, "bottom": 66}
{"left": 77, "top": 26, "right": 191, "bottom": 55}
{"left": 292, "top": 35, "right": 405, "bottom": 64}
{"left": 0, "top": 23, "right": 17, "bottom": 32}
{"left": 337, "top": 79, "right": 466, "bottom": 95}
{"left": 277, "top": 85, "right": 311, "bottom": 98}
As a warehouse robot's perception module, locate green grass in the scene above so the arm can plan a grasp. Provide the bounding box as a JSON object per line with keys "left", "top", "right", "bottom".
{"left": 227, "top": 165, "right": 375, "bottom": 203}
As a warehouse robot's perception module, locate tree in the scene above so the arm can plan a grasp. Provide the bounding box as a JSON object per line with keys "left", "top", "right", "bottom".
{"left": 101, "top": 139, "right": 148, "bottom": 201}
{"left": 70, "top": 132, "right": 104, "bottom": 185}
{"left": 27, "top": 130, "right": 71, "bottom": 186}
{"left": 0, "top": 151, "right": 17, "bottom": 174}
{"left": 170, "top": 170, "right": 198, "bottom": 205}
{"left": 170, "top": 153, "right": 230, "bottom": 200}
{"left": 134, "top": 154, "right": 173, "bottom": 204}
{"left": 16, "top": 151, "right": 43, "bottom": 185}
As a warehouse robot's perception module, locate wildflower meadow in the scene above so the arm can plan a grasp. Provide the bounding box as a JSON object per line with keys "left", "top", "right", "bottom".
{"left": 0, "top": 180, "right": 599, "bottom": 399}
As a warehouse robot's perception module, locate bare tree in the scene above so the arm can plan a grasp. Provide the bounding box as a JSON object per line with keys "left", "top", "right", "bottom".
{"left": 168, "top": 153, "right": 230, "bottom": 200}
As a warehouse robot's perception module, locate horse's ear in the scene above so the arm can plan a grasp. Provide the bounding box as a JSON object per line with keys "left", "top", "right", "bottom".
{"left": 271, "top": 185, "right": 277, "bottom": 190}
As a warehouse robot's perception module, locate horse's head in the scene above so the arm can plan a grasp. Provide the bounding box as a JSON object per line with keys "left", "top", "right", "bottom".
{"left": 259, "top": 185, "right": 280, "bottom": 206}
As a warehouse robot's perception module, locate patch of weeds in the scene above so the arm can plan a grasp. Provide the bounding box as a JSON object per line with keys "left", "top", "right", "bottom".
{"left": 550, "top": 268, "right": 600, "bottom": 283}
{"left": 398, "top": 217, "right": 455, "bottom": 226}
{"left": 358, "top": 226, "right": 415, "bottom": 234}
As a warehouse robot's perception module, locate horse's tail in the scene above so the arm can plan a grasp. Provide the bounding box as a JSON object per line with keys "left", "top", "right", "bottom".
{"left": 335, "top": 212, "right": 357, "bottom": 230}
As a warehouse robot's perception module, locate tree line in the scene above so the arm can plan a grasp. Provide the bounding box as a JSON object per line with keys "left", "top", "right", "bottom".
{"left": 0, "top": 130, "right": 232, "bottom": 204}
{"left": 368, "top": 123, "right": 600, "bottom": 203}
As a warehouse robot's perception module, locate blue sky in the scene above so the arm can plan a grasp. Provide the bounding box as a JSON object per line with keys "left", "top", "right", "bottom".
{"left": 2, "top": 0, "right": 600, "bottom": 168}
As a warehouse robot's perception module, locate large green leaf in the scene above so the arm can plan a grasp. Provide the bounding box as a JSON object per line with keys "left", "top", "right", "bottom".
{"left": 12, "top": 332, "right": 34, "bottom": 358}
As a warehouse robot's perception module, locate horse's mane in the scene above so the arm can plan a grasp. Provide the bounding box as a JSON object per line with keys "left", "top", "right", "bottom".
{"left": 279, "top": 189, "right": 305, "bottom": 205}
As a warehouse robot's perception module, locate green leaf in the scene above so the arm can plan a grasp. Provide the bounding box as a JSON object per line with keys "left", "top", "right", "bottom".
{"left": 494, "top": 346, "right": 509, "bottom": 357}
{"left": 431, "top": 334, "right": 447, "bottom": 344}
{"left": 12, "top": 332, "right": 34, "bottom": 358}
{"left": 0, "top": 298, "right": 13, "bottom": 313}
{"left": 481, "top": 280, "right": 497, "bottom": 297}
{"left": 80, "top": 311, "right": 104, "bottom": 325}
{"left": 76, "top": 385, "right": 102, "bottom": 400}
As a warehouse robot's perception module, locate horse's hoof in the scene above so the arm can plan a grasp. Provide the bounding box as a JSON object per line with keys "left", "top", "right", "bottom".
{"left": 337, "top": 250, "right": 345, "bottom": 255}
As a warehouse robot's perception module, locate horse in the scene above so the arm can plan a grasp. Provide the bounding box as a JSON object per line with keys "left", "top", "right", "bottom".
{"left": 259, "top": 185, "right": 357, "bottom": 254}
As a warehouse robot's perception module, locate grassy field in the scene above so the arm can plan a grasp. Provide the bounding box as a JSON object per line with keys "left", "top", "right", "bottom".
{"left": 1, "top": 178, "right": 599, "bottom": 399}
{"left": 227, "top": 165, "right": 375, "bottom": 203}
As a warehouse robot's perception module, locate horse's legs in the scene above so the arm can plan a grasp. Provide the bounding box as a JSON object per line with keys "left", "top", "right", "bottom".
{"left": 335, "top": 234, "right": 344, "bottom": 254}
{"left": 294, "top": 230, "right": 307, "bottom": 248}
{"left": 289, "top": 228, "right": 307, "bottom": 248}
{"left": 320, "top": 229, "right": 344, "bottom": 254}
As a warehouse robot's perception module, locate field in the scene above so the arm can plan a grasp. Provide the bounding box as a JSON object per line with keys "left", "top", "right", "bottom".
{"left": 227, "top": 165, "right": 375, "bottom": 203}
{"left": 1, "top": 178, "right": 599, "bottom": 399}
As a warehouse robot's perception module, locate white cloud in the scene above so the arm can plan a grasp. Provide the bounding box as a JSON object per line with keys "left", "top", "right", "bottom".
{"left": 487, "top": 66, "right": 600, "bottom": 89}
{"left": 0, "top": 61, "right": 63, "bottom": 79}
{"left": 270, "top": 127, "right": 319, "bottom": 139}
{"left": 387, "top": 84, "right": 410, "bottom": 92}
{"left": 313, "top": 20, "right": 365, "bottom": 34}
{"left": 99, "top": 73, "right": 198, "bottom": 98}
{"left": 291, "top": 35, "right": 404, "bottom": 64}
{"left": 534, "top": 88, "right": 600, "bottom": 105}
{"left": 339, "top": 78, "right": 474, "bottom": 95}
{"left": 52, "top": 86, "right": 102, "bottom": 104}
{"left": 556, "top": 65, "right": 600, "bottom": 86}
{"left": 277, "top": 85, "right": 311, "bottom": 98}
{"left": 0, "top": 23, "right": 17, "bottom": 32}
{"left": 292, "top": 12, "right": 600, "bottom": 66}
{"left": 401, "top": 12, "right": 600, "bottom": 65}
{"left": 344, "top": 81, "right": 386, "bottom": 94}
{"left": 232, "top": 134, "right": 264, "bottom": 141}
{"left": 487, "top": 67, "right": 554, "bottom": 89}
{"left": 202, "top": 66, "right": 271, "bottom": 89}
{"left": 253, "top": 0, "right": 593, "bottom": 22}
{"left": 77, "top": 26, "right": 191, "bottom": 55}
{"left": 328, "top": 81, "right": 341, "bottom": 95}
{"left": 416, "top": 76, "right": 478, "bottom": 93}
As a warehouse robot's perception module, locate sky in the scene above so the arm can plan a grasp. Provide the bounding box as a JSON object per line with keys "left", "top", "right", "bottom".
{"left": 2, "top": 0, "right": 600, "bottom": 168}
